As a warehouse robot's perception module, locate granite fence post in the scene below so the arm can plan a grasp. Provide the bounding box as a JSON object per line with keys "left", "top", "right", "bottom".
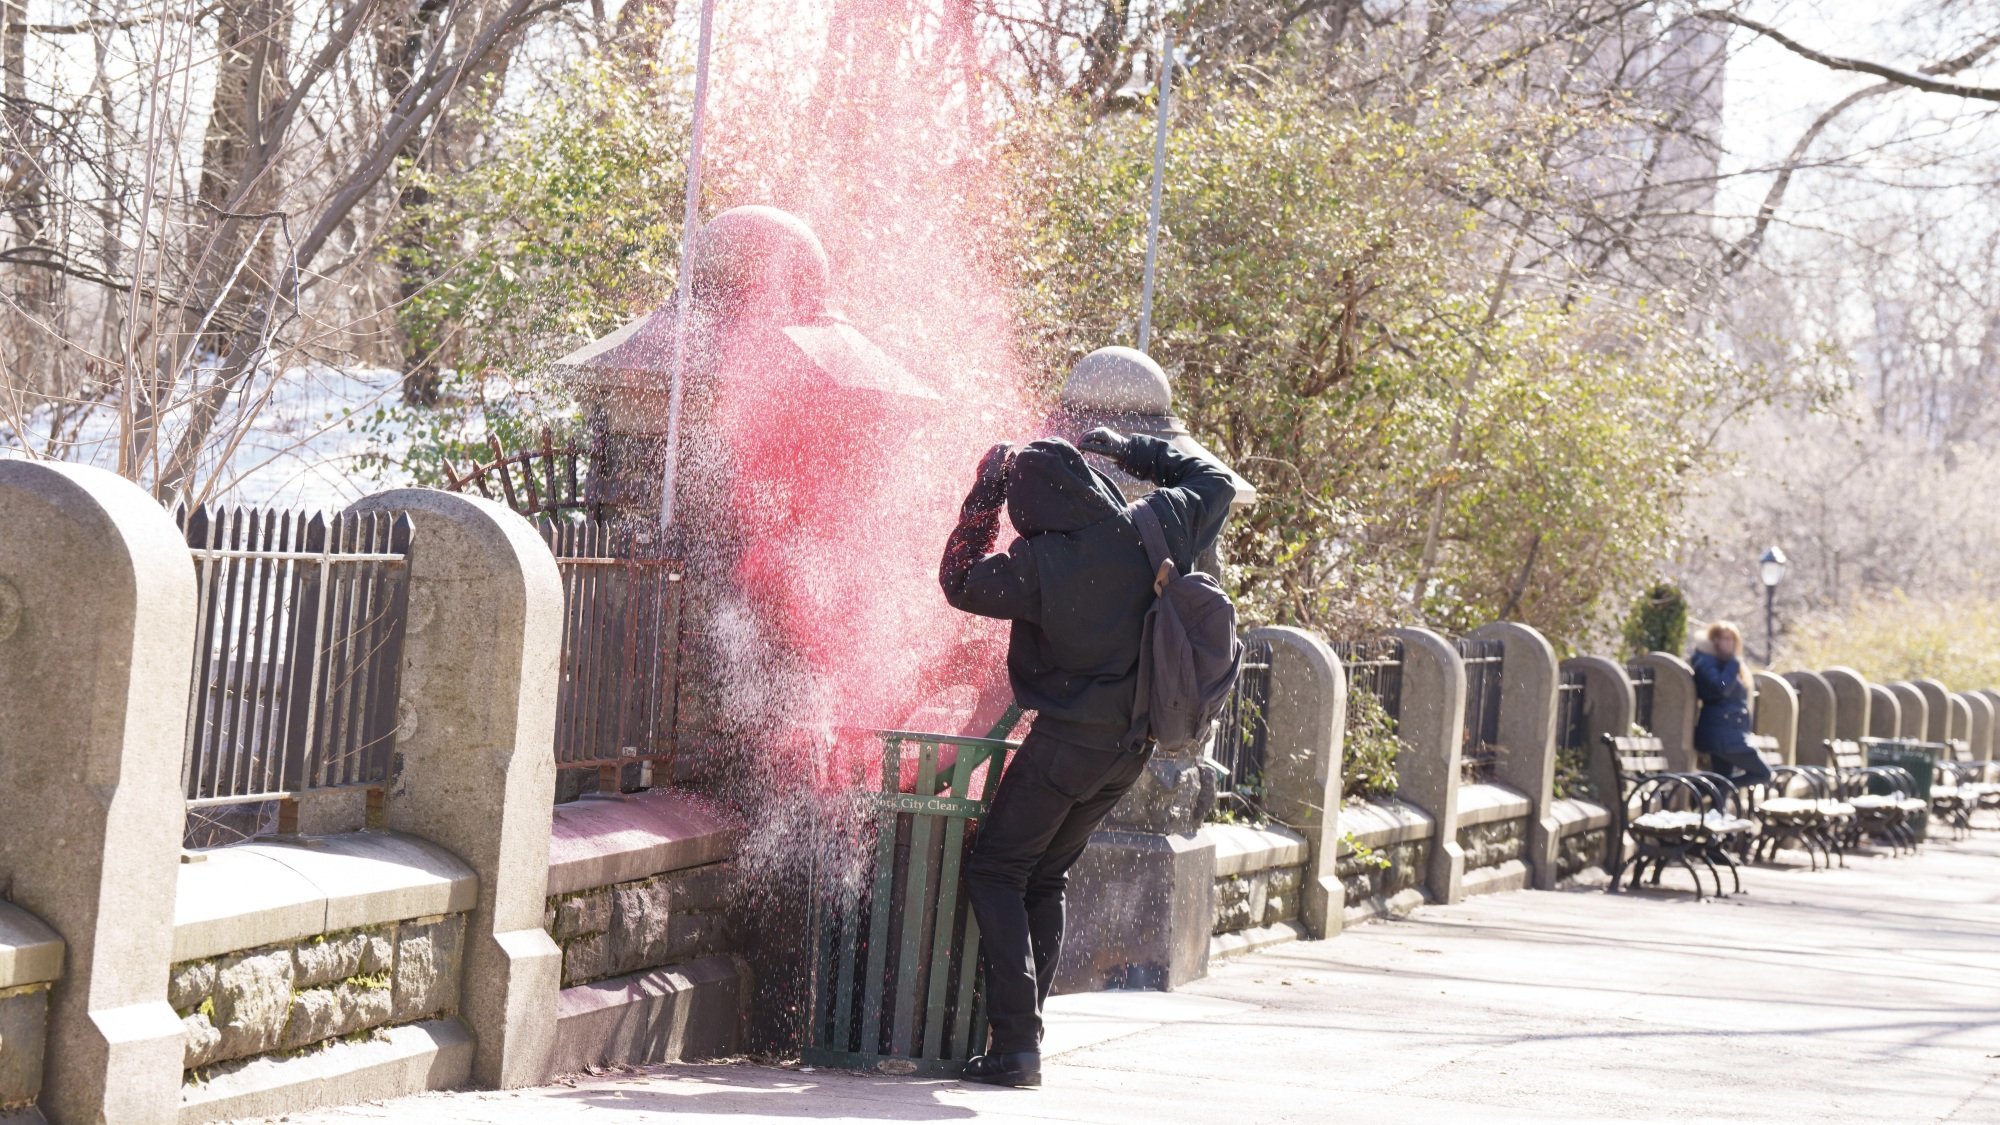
{"left": 1914, "top": 679, "right": 1952, "bottom": 743}
{"left": 1245, "top": 626, "right": 1346, "bottom": 938}
{"left": 1751, "top": 671, "right": 1798, "bottom": 764}
{"left": 1784, "top": 670, "right": 1836, "bottom": 767}
{"left": 1822, "top": 666, "right": 1872, "bottom": 746}
{"left": 1469, "top": 622, "right": 1560, "bottom": 890}
{"left": 1947, "top": 692, "right": 1972, "bottom": 744}
{"left": 1867, "top": 684, "right": 1901, "bottom": 739}
{"left": 345, "top": 489, "right": 565, "bottom": 1089}
{"left": 1981, "top": 692, "right": 2000, "bottom": 759}
{"left": 1636, "top": 653, "right": 1698, "bottom": 772}
{"left": 1889, "top": 682, "right": 1928, "bottom": 740}
{"left": 1965, "top": 692, "right": 1996, "bottom": 761}
{"left": 0, "top": 461, "right": 194, "bottom": 1124}
{"left": 1389, "top": 627, "right": 1465, "bottom": 905}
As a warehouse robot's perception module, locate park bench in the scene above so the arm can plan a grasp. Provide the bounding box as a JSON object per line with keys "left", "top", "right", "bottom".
{"left": 1602, "top": 734, "right": 1753, "bottom": 900}
{"left": 1952, "top": 745, "right": 2000, "bottom": 827}
{"left": 1809, "top": 740, "right": 1924, "bottom": 854}
{"left": 1729, "top": 734, "right": 1852, "bottom": 870}
{"left": 1927, "top": 741, "right": 1994, "bottom": 838}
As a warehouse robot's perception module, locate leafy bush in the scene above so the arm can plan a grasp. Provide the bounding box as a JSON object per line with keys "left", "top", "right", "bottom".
{"left": 1622, "top": 583, "right": 1689, "bottom": 659}
{"left": 1341, "top": 688, "right": 1403, "bottom": 802}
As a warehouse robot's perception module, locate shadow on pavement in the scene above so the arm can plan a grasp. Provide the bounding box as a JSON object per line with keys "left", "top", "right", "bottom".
{"left": 544, "top": 1065, "right": 982, "bottom": 1119}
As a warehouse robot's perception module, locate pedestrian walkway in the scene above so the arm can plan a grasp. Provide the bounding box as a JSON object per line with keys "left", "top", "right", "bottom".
{"left": 269, "top": 837, "right": 2000, "bottom": 1124}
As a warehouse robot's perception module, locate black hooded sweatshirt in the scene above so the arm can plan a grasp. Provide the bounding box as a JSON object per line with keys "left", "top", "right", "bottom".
{"left": 939, "top": 434, "right": 1236, "bottom": 751}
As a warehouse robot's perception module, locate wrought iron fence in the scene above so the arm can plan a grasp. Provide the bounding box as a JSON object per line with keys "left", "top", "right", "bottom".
{"left": 1557, "top": 669, "right": 1588, "bottom": 752}
{"left": 1209, "top": 637, "right": 1274, "bottom": 811}
{"left": 1456, "top": 636, "right": 1505, "bottom": 782}
{"left": 1332, "top": 637, "right": 1404, "bottom": 722}
{"left": 178, "top": 506, "right": 413, "bottom": 843}
{"left": 1626, "top": 660, "right": 1656, "bottom": 732}
{"left": 1553, "top": 667, "right": 1596, "bottom": 801}
{"left": 542, "top": 517, "right": 680, "bottom": 790}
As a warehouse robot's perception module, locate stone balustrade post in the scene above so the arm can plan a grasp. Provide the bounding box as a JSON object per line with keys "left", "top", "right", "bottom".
{"left": 1389, "top": 627, "right": 1465, "bottom": 905}
{"left": 1469, "top": 623, "right": 1560, "bottom": 890}
{"left": 1751, "top": 671, "right": 1798, "bottom": 764}
{"left": 1888, "top": 682, "right": 1928, "bottom": 740}
{"left": 1784, "top": 671, "right": 1836, "bottom": 767}
{"left": 345, "top": 490, "right": 565, "bottom": 1089}
{"left": 1965, "top": 692, "right": 1995, "bottom": 761}
{"left": 0, "top": 461, "right": 194, "bottom": 1124}
{"left": 1560, "top": 656, "right": 1634, "bottom": 810}
{"left": 1636, "top": 653, "right": 1698, "bottom": 772}
{"left": 1868, "top": 684, "right": 1901, "bottom": 739}
{"left": 1914, "top": 679, "right": 1952, "bottom": 743}
{"left": 1822, "top": 667, "right": 1871, "bottom": 747}
{"left": 1245, "top": 627, "right": 1346, "bottom": 938}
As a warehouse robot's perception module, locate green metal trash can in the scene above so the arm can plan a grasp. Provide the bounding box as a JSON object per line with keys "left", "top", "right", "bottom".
{"left": 1864, "top": 738, "right": 1938, "bottom": 840}
{"left": 805, "top": 723, "right": 1019, "bottom": 1076}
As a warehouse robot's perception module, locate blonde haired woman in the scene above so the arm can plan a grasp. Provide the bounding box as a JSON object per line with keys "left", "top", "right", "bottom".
{"left": 1689, "top": 621, "right": 1771, "bottom": 786}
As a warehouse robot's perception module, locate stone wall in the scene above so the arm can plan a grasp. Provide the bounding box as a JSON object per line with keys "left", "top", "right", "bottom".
{"left": 1337, "top": 836, "right": 1431, "bottom": 920}
{"left": 546, "top": 862, "right": 734, "bottom": 988}
{"left": 1339, "top": 799, "right": 1435, "bottom": 925}
{"left": 1550, "top": 796, "right": 1612, "bottom": 884}
{"left": 0, "top": 902, "right": 60, "bottom": 1115}
{"left": 1213, "top": 866, "right": 1304, "bottom": 936}
{"left": 173, "top": 914, "right": 467, "bottom": 1077}
{"left": 1558, "top": 827, "right": 1611, "bottom": 881}
{"left": 1457, "top": 816, "right": 1527, "bottom": 872}
{"left": 0, "top": 984, "right": 49, "bottom": 1112}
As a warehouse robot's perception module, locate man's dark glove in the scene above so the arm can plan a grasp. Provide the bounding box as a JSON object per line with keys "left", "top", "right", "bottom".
{"left": 1079, "top": 427, "right": 1132, "bottom": 464}
{"left": 966, "top": 442, "right": 1012, "bottom": 513}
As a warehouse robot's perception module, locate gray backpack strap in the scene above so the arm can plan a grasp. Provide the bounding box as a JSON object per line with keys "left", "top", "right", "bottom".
{"left": 1129, "top": 499, "right": 1177, "bottom": 594}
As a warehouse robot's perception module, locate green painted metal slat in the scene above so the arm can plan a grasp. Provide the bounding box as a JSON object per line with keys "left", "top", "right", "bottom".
{"left": 889, "top": 740, "right": 941, "bottom": 1055}
{"left": 921, "top": 737, "right": 981, "bottom": 1059}
{"left": 830, "top": 873, "right": 862, "bottom": 1051}
{"left": 859, "top": 736, "right": 903, "bottom": 1052}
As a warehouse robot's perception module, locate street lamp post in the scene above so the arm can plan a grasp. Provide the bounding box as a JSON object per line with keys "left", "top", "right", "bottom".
{"left": 1759, "top": 546, "right": 1788, "bottom": 666}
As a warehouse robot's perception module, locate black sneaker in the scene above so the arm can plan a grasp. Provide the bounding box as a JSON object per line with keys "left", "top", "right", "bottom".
{"left": 961, "top": 1051, "right": 1041, "bottom": 1088}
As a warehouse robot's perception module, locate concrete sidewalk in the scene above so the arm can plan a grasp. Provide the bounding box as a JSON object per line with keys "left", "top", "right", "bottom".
{"left": 268, "top": 836, "right": 2000, "bottom": 1124}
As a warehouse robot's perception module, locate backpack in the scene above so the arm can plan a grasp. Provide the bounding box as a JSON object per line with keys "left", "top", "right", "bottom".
{"left": 1124, "top": 499, "right": 1244, "bottom": 754}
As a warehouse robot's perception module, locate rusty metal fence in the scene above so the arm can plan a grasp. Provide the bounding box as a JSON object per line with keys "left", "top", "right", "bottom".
{"left": 1209, "top": 636, "right": 1274, "bottom": 813}
{"left": 1457, "top": 636, "right": 1505, "bottom": 782}
{"left": 177, "top": 505, "right": 412, "bottom": 844}
{"left": 1334, "top": 637, "right": 1404, "bottom": 722}
{"left": 1627, "top": 661, "right": 1656, "bottom": 732}
{"left": 541, "top": 517, "right": 680, "bottom": 792}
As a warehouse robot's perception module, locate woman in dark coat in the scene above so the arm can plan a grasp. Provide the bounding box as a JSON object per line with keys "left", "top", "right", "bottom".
{"left": 1689, "top": 621, "right": 1772, "bottom": 786}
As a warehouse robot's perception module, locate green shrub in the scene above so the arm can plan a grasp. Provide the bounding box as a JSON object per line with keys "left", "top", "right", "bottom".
{"left": 1622, "top": 583, "right": 1689, "bottom": 659}
{"left": 1342, "top": 688, "right": 1403, "bottom": 802}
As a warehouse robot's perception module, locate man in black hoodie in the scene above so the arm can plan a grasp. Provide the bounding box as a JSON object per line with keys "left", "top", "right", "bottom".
{"left": 939, "top": 427, "right": 1235, "bottom": 1087}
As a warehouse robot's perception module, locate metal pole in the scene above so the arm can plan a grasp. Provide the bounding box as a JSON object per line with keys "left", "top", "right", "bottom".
{"left": 659, "top": 0, "right": 718, "bottom": 532}
{"left": 1136, "top": 21, "right": 1174, "bottom": 354}
{"left": 1764, "top": 583, "right": 1775, "bottom": 666}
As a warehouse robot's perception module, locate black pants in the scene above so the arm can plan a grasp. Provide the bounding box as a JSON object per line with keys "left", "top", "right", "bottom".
{"left": 962, "top": 726, "right": 1150, "bottom": 1055}
{"left": 1707, "top": 746, "right": 1773, "bottom": 787}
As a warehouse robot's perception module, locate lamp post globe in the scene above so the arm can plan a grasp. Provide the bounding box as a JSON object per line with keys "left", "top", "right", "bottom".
{"left": 1759, "top": 546, "right": 1789, "bottom": 589}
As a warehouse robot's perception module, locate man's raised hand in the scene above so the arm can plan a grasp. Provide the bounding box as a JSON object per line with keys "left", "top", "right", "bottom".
{"left": 968, "top": 442, "right": 1012, "bottom": 513}
{"left": 1079, "top": 427, "right": 1132, "bottom": 463}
